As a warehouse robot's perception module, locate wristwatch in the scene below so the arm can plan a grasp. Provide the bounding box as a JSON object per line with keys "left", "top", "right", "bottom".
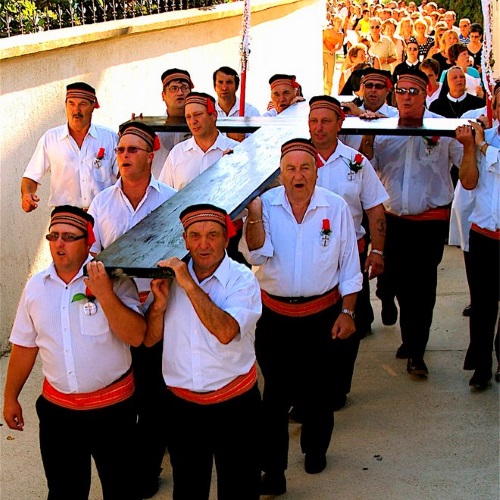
{"left": 341, "top": 308, "right": 355, "bottom": 320}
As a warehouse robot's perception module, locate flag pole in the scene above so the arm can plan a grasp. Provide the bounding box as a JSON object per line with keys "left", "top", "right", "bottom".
{"left": 239, "top": 0, "right": 251, "bottom": 117}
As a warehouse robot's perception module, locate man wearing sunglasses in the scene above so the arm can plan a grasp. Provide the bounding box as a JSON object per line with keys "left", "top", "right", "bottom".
{"left": 21, "top": 82, "right": 118, "bottom": 213}
{"left": 362, "top": 70, "right": 463, "bottom": 377}
{"left": 367, "top": 17, "right": 397, "bottom": 72}
{"left": 88, "top": 120, "right": 176, "bottom": 498}
{"left": 3, "top": 205, "right": 146, "bottom": 499}
{"left": 151, "top": 68, "right": 194, "bottom": 178}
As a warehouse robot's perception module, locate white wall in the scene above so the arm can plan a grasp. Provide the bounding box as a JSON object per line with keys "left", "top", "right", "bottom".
{"left": 0, "top": 0, "right": 323, "bottom": 352}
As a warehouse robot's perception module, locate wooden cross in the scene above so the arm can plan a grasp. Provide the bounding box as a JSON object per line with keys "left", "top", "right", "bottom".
{"left": 93, "top": 102, "right": 469, "bottom": 278}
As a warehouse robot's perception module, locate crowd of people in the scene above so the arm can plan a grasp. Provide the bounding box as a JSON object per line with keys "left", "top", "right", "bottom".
{"left": 2, "top": 1, "right": 499, "bottom": 499}
{"left": 323, "top": 0, "right": 485, "bottom": 99}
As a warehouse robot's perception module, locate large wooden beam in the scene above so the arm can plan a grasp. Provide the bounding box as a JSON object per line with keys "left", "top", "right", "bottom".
{"left": 94, "top": 107, "right": 309, "bottom": 278}
{"left": 135, "top": 113, "right": 469, "bottom": 137}
{"left": 94, "top": 104, "right": 469, "bottom": 278}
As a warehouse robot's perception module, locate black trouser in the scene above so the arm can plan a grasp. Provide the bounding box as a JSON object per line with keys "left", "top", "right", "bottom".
{"left": 384, "top": 214, "right": 447, "bottom": 360}
{"left": 36, "top": 395, "right": 138, "bottom": 500}
{"left": 166, "top": 384, "right": 261, "bottom": 500}
{"left": 132, "top": 341, "right": 170, "bottom": 485}
{"left": 464, "top": 229, "right": 500, "bottom": 374}
{"left": 256, "top": 302, "right": 342, "bottom": 473}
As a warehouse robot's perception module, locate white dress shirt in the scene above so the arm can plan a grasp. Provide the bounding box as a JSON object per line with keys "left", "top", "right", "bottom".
{"left": 158, "top": 132, "right": 239, "bottom": 190}
{"left": 215, "top": 97, "right": 260, "bottom": 118}
{"left": 372, "top": 110, "right": 463, "bottom": 215}
{"left": 239, "top": 186, "right": 362, "bottom": 298}
{"left": 150, "top": 111, "right": 191, "bottom": 179}
{"left": 469, "top": 127, "right": 500, "bottom": 231}
{"left": 316, "top": 141, "right": 389, "bottom": 239}
{"left": 88, "top": 176, "right": 176, "bottom": 253}
{"left": 162, "top": 255, "right": 261, "bottom": 392}
{"left": 23, "top": 123, "right": 118, "bottom": 209}
{"left": 10, "top": 257, "right": 142, "bottom": 394}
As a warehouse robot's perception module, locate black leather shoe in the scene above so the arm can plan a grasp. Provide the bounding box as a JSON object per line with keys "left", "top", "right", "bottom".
{"left": 396, "top": 343, "right": 409, "bottom": 359}
{"left": 332, "top": 393, "right": 347, "bottom": 411}
{"left": 462, "top": 304, "right": 472, "bottom": 317}
{"left": 407, "top": 358, "right": 429, "bottom": 376}
{"left": 138, "top": 476, "right": 159, "bottom": 499}
{"left": 381, "top": 298, "right": 398, "bottom": 326}
{"left": 260, "top": 472, "right": 286, "bottom": 496}
{"left": 304, "top": 453, "right": 327, "bottom": 474}
{"left": 288, "top": 405, "right": 304, "bottom": 424}
{"left": 469, "top": 369, "right": 492, "bottom": 390}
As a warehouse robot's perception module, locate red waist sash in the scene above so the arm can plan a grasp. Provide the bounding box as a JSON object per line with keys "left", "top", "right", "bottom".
{"left": 471, "top": 223, "right": 500, "bottom": 240}
{"left": 387, "top": 207, "right": 450, "bottom": 222}
{"left": 42, "top": 370, "right": 134, "bottom": 410}
{"left": 261, "top": 286, "right": 340, "bottom": 318}
{"left": 168, "top": 364, "right": 257, "bottom": 405}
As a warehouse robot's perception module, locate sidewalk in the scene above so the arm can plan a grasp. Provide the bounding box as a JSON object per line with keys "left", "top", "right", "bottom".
{"left": 1, "top": 245, "right": 498, "bottom": 499}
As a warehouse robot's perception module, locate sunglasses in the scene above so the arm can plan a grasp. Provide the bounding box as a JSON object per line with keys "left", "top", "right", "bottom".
{"left": 114, "top": 147, "right": 151, "bottom": 155}
{"left": 370, "top": 25, "right": 381, "bottom": 29}
{"left": 46, "top": 233, "right": 87, "bottom": 242}
{"left": 394, "top": 87, "right": 425, "bottom": 95}
{"left": 364, "top": 83, "right": 386, "bottom": 89}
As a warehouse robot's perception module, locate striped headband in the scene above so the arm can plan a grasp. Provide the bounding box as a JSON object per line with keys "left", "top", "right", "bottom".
{"left": 281, "top": 139, "right": 317, "bottom": 160}
{"left": 185, "top": 95, "right": 216, "bottom": 114}
{"left": 162, "top": 72, "right": 194, "bottom": 90}
{"left": 309, "top": 99, "right": 345, "bottom": 120}
{"left": 50, "top": 212, "right": 96, "bottom": 246}
{"left": 120, "top": 126, "right": 159, "bottom": 151}
{"left": 66, "top": 89, "right": 100, "bottom": 108}
{"left": 180, "top": 208, "right": 236, "bottom": 238}
{"left": 361, "top": 73, "right": 392, "bottom": 89}
{"left": 271, "top": 77, "right": 299, "bottom": 90}
{"left": 397, "top": 73, "right": 427, "bottom": 91}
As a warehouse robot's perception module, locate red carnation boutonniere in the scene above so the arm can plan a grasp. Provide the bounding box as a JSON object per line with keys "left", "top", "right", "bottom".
{"left": 72, "top": 287, "right": 97, "bottom": 316}
{"left": 320, "top": 218, "right": 332, "bottom": 247}
{"left": 346, "top": 153, "right": 364, "bottom": 180}
{"left": 94, "top": 147, "right": 105, "bottom": 168}
{"left": 422, "top": 136, "right": 440, "bottom": 154}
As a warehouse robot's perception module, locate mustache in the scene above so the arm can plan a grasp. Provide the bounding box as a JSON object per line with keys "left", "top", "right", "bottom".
{"left": 72, "top": 113, "right": 84, "bottom": 118}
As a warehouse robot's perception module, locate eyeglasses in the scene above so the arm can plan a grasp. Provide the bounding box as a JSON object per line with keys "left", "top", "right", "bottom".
{"left": 364, "top": 83, "right": 386, "bottom": 89}
{"left": 114, "top": 146, "right": 151, "bottom": 155}
{"left": 394, "top": 87, "right": 425, "bottom": 96}
{"left": 370, "top": 25, "right": 381, "bottom": 29}
{"left": 166, "top": 84, "right": 190, "bottom": 94}
{"left": 46, "top": 232, "right": 87, "bottom": 242}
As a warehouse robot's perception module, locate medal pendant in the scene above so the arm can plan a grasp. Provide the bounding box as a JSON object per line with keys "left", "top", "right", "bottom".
{"left": 83, "top": 301, "right": 97, "bottom": 316}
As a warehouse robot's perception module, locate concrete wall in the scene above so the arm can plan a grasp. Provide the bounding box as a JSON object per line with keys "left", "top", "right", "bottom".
{"left": 0, "top": 0, "right": 324, "bottom": 353}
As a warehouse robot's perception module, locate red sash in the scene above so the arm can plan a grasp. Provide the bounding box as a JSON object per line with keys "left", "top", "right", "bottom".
{"left": 42, "top": 371, "right": 134, "bottom": 410}
{"left": 471, "top": 223, "right": 500, "bottom": 241}
{"left": 168, "top": 364, "right": 257, "bottom": 405}
{"left": 389, "top": 207, "right": 450, "bottom": 222}
{"left": 261, "top": 287, "right": 340, "bottom": 318}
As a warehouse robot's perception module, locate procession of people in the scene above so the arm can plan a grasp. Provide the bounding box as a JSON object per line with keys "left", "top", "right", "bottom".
{"left": 3, "top": 1, "right": 498, "bottom": 499}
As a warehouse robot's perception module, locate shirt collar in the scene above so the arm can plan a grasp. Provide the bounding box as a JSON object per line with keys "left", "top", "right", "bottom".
{"left": 447, "top": 92, "right": 467, "bottom": 103}
{"left": 43, "top": 255, "right": 93, "bottom": 285}
{"left": 60, "top": 122, "right": 96, "bottom": 141}
{"left": 115, "top": 174, "right": 161, "bottom": 194}
{"left": 188, "top": 252, "right": 230, "bottom": 287}
{"left": 216, "top": 98, "right": 239, "bottom": 116}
